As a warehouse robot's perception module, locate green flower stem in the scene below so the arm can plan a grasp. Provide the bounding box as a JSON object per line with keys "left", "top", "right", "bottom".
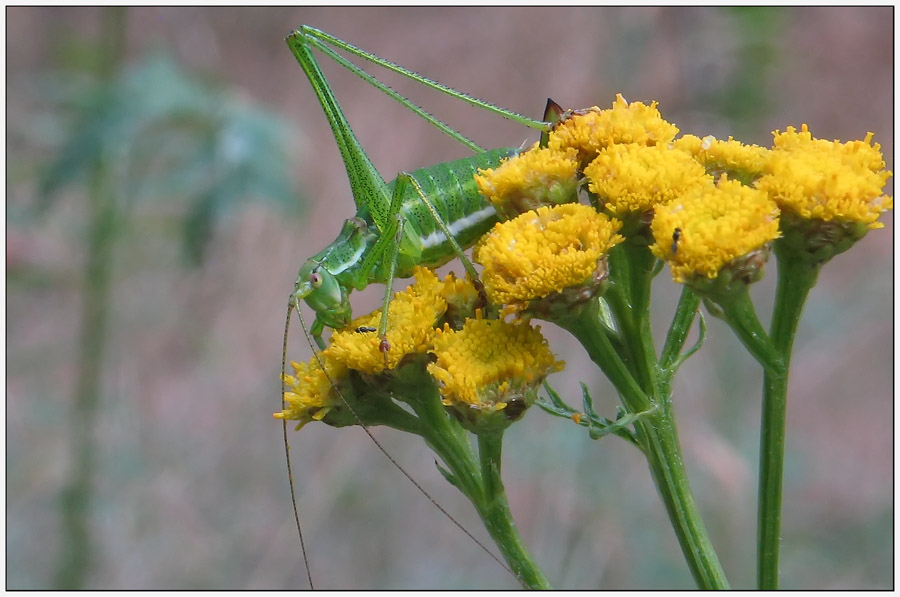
{"left": 477, "top": 432, "right": 553, "bottom": 590}
{"left": 714, "top": 288, "right": 783, "bottom": 374}
{"left": 757, "top": 248, "right": 818, "bottom": 589}
{"left": 660, "top": 287, "right": 701, "bottom": 374}
{"left": 561, "top": 300, "right": 652, "bottom": 412}
{"left": 556, "top": 300, "right": 729, "bottom": 589}
{"left": 621, "top": 242, "right": 662, "bottom": 391}
{"left": 404, "top": 378, "right": 551, "bottom": 589}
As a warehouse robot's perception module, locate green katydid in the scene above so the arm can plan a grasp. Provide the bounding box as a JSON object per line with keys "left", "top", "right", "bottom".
{"left": 281, "top": 25, "right": 552, "bottom": 587}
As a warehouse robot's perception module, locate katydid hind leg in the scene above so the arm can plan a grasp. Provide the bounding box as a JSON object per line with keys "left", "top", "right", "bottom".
{"left": 287, "top": 26, "right": 552, "bottom": 234}
{"left": 299, "top": 26, "right": 551, "bottom": 135}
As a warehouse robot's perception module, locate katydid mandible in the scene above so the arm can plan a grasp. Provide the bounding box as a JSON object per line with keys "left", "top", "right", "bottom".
{"left": 281, "top": 25, "right": 551, "bottom": 587}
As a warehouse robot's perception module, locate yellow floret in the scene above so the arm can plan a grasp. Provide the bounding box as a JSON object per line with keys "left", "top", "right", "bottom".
{"left": 651, "top": 177, "right": 781, "bottom": 283}
{"left": 755, "top": 125, "right": 892, "bottom": 229}
{"left": 427, "top": 317, "right": 564, "bottom": 411}
{"left": 325, "top": 267, "right": 447, "bottom": 374}
{"left": 583, "top": 143, "right": 713, "bottom": 217}
{"left": 473, "top": 204, "right": 623, "bottom": 306}
{"left": 547, "top": 94, "right": 680, "bottom": 160}
{"left": 474, "top": 144, "right": 579, "bottom": 218}
{"left": 275, "top": 355, "right": 347, "bottom": 429}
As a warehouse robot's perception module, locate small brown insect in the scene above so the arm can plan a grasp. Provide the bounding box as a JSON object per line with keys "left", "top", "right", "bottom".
{"left": 671, "top": 227, "right": 682, "bottom": 257}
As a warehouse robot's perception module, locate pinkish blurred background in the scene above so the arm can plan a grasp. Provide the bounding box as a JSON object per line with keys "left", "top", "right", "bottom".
{"left": 6, "top": 6, "right": 893, "bottom": 589}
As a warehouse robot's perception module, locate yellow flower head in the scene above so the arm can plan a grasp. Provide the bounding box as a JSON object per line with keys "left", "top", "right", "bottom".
{"left": 325, "top": 267, "right": 446, "bottom": 374}
{"left": 547, "top": 94, "right": 680, "bottom": 162}
{"left": 674, "top": 134, "right": 771, "bottom": 183}
{"left": 651, "top": 177, "right": 781, "bottom": 284}
{"left": 473, "top": 204, "right": 623, "bottom": 308}
{"left": 474, "top": 144, "right": 579, "bottom": 219}
{"left": 583, "top": 143, "right": 713, "bottom": 218}
{"left": 755, "top": 125, "right": 893, "bottom": 229}
{"left": 275, "top": 354, "right": 347, "bottom": 430}
{"left": 427, "top": 317, "right": 564, "bottom": 431}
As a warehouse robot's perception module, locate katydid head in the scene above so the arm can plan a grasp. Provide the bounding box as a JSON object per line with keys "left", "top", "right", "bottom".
{"left": 292, "top": 260, "right": 352, "bottom": 330}
{"left": 292, "top": 215, "right": 377, "bottom": 332}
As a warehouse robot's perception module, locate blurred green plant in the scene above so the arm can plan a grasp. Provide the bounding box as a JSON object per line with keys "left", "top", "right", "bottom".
{"left": 38, "top": 44, "right": 296, "bottom": 265}
{"left": 30, "top": 8, "right": 297, "bottom": 588}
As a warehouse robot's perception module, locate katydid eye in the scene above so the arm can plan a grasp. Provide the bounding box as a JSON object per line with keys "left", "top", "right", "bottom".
{"left": 310, "top": 272, "right": 323, "bottom": 287}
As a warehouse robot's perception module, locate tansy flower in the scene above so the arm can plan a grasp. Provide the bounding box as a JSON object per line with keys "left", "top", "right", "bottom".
{"left": 325, "top": 267, "right": 447, "bottom": 374}
{"left": 427, "top": 317, "right": 564, "bottom": 433}
{"left": 275, "top": 354, "right": 348, "bottom": 429}
{"left": 651, "top": 177, "right": 781, "bottom": 286}
{"left": 474, "top": 144, "right": 579, "bottom": 219}
{"left": 674, "top": 134, "right": 771, "bottom": 184}
{"left": 755, "top": 125, "right": 892, "bottom": 230}
{"left": 473, "top": 204, "right": 623, "bottom": 311}
{"left": 547, "top": 94, "right": 680, "bottom": 163}
{"left": 583, "top": 143, "right": 713, "bottom": 219}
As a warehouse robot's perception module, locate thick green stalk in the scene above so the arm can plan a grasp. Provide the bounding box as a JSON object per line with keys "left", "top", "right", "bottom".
{"left": 556, "top": 300, "right": 729, "bottom": 589}
{"left": 757, "top": 250, "right": 818, "bottom": 589}
{"left": 477, "top": 433, "right": 553, "bottom": 590}
{"left": 621, "top": 243, "right": 662, "bottom": 391}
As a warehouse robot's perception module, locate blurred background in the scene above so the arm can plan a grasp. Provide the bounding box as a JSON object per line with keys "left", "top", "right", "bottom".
{"left": 6, "top": 6, "right": 893, "bottom": 590}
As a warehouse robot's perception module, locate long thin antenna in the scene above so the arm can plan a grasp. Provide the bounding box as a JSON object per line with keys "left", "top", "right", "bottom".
{"left": 281, "top": 301, "right": 314, "bottom": 589}
{"left": 290, "top": 297, "right": 514, "bottom": 579}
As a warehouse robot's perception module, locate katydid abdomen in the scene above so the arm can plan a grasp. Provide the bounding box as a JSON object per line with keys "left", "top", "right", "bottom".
{"left": 391, "top": 148, "right": 516, "bottom": 275}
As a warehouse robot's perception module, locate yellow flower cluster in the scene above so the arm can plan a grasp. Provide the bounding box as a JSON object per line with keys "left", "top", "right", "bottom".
{"left": 275, "top": 268, "right": 450, "bottom": 425}
{"left": 276, "top": 353, "right": 347, "bottom": 430}
{"left": 276, "top": 267, "right": 564, "bottom": 428}
{"left": 474, "top": 204, "right": 623, "bottom": 307}
{"left": 547, "top": 94, "right": 680, "bottom": 160}
{"left": 584, "top": 144, "right": 712, "bottom": 218}
{"left": 427, "top": 317, "right": 564, "bottom": 413}
{"left": 755, "top": 125, "right": 893, "bottom": 229}
{"left": 327, "top": 267, "right": 446, "bottom": 374}
{"left": 474, "top": 144, "right": 579, "bottom": 219}
{"left": 674, "top": 134, "right": 771, "bottom": 183}
{"left": 474, "top": 97, "right": 891, "bottom": 289}
{"left": 279, "top": 96, "right": 893, "bottom": 430}
{"left": 650, "top": 178, "right": 781, "bottom": 283}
